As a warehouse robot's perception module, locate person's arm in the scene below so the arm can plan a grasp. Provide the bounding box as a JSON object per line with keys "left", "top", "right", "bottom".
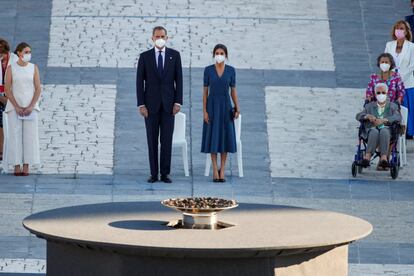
{"left": 365, "top": 76, "right": 374, "bottom": 102}
{"left": 203, "top": 67, "right": 209, "bottom": 124}
{"left": 24, "top": 65, "right": 41, "bottom": 116}
{"left": 385, "top": 104, "right": 402, "bottom": 124}
{"left": 356, "top": 107, "right": 372, "bottom": 122}
{"left": 173, "top": 51, "right": 183, "bottom": 115}
{"left": 136, "top": 53, "right": 147, "bottom": 117}
{"left": 230, "top": 87, "right": 240, "bottom": 119}
{"left": 0, "top": 93, "right": 7, "bottom": 105}
{"left": 230, "top": 68, "right": 240, "bottom": 119}
{"left": 4, "top": 66, "right": 24, "bottom": 116}
{"left": 203, "top": 86, "right": 209, "bottom": 124}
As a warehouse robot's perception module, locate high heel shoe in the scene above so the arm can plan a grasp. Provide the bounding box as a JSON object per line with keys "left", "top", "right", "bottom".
{"left": 219, "top": 169, "right": 226, "bottom": 182}
{"left": 213, "top": 170, "right": 220, "bottom": 182}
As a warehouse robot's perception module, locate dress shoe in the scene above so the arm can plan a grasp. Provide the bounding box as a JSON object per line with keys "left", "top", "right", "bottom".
{"left": 161, "top": 175, "right": 172, "bottom": 183}
{"left": 147, "top": 176, "right": 158, "bottom": 183}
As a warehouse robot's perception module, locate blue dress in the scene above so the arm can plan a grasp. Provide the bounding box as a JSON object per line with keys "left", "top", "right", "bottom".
{"left": 201, "top": 64, "right": 237, "bottom": 153}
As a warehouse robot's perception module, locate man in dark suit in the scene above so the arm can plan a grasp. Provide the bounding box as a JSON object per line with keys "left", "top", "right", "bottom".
{"left": 406, "top": 0, "right": 414, "bottom": 37}
{"left": 136, "top": 26, "right": 183, "bottom": 183}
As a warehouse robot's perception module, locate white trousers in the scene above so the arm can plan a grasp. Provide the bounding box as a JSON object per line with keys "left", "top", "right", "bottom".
{"left": 6, "top": 110, "right": 40, "bottom": 166}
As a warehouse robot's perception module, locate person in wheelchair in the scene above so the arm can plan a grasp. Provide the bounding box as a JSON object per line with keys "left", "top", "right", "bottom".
{"left": 356, "top": 83, "right": 402, "bottom": 169}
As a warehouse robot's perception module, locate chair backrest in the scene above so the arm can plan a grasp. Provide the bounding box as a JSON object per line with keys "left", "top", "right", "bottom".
{"left": 401, "top": 106, "right": 408, "bottom": 126}
{"left": 234, "top": 114, "right": 241, "bottom": 142}
{"left": 173, "top": 112, "right": 186, "bottom": 143}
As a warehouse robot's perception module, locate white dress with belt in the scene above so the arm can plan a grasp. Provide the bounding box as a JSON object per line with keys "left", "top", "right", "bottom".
{"left": 4, "top": 62, "right": 40, "bottom": 167}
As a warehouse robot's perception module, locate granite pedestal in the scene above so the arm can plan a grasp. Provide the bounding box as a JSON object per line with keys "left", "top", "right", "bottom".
{"left": 23, "top": 202, "right": 372, "bottom": 276}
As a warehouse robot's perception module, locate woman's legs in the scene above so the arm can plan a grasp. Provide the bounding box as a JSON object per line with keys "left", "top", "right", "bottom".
{"left": 219, "top": 153, "right": 227, "bottom": 180}
{"left": 7, "top": 111, "right": 23, "bottom": 175}
{"left": 211, "top": 153, "right": 219, "bottom": 180}
{"left": 22, "top": 113, "right": 40, "bottom": 175}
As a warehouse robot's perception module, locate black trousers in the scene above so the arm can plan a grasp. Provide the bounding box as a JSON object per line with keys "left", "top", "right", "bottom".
{"left": 144, "top": 108, "right": 174, "bottom": 177}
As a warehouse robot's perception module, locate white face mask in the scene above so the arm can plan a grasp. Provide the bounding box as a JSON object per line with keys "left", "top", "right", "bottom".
{"left": 155, "top": 39, "right": 166, "bottom": 49}
{"left": 214, "top": 54, "right": 226, "bottom": 64}
{"left": 379, "top": 63, "right": 390, "bottom": 72}
{"left": 376, "top": 93, "right": 387, "bottom": 103}
{"left": 22, "top": 53, "right": 31, "bottom": 62}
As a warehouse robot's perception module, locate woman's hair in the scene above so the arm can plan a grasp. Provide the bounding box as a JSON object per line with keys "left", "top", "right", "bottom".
{"left": 391, "top": 20, "right": 412, "bottom": 41}
{"left": 0, "top": 38, "right": 10, "bottom": 54}
{"left": 212, "top": 44, "right": 228, "bottom": 58}
{"left": 14, "top": 42, "right": 31, "bottom": 56}
{"left": 376, "top": 53, "right": 396, "bottom": 70}
{"left": 375, "top": 82, "right": 388, "bottom": 93}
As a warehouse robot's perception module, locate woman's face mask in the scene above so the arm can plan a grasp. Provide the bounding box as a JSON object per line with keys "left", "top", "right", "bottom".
{"left": 395, "top": 29, "right": 406, "bottom": 40}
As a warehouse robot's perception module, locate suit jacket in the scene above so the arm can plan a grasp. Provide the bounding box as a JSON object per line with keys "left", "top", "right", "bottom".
{"left": 136, "top": 47, "right": 183, "bottom": 114}
{"left": 385, "top": 40, "right": 414, "bottom": 88}
{"left": 356, "top": 101, "right": 401, "bottom": 129}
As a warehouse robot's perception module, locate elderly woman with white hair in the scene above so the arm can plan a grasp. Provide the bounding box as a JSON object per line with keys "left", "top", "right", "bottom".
{"left": 356, "top": 83, "right": 402, "bottom": 168}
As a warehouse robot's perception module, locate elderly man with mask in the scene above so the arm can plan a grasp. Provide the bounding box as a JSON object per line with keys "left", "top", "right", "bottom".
{"left": 356, "top": 83, "right": 402, "bottom": 169}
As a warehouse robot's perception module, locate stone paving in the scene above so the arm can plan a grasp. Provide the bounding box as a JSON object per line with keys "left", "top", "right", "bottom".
{"left": 47, "top": 0, "right": 334, "bottom": 70}
{"left": 266, "top": 86, "right": 414, "bottom": 180}
{"left": 0, "top": 0, "right": 413, "bottom": 275}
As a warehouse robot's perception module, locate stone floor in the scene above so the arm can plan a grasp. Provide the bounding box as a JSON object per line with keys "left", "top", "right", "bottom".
{"left": 0, "top": 0, "right": 413, "bottom": 275}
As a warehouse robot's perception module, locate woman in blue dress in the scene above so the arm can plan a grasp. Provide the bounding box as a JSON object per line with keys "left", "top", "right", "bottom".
{"left": 201, "top": 44, "right": 240, "bottom": 182}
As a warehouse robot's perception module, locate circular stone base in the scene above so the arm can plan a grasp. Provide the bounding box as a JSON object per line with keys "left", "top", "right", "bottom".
{"left": 23, "top": 202, "right": 372, "bottom": 276}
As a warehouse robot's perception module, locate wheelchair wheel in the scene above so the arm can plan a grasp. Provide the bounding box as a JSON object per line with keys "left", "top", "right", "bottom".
{"left": 390, "top": 165, "right": 399, "bottom": 179}
{"left": 352, "top": 161, "right": 357, "bottom": 177}
{"left": 358, "top": 165, "right": 363, "bottom": 173}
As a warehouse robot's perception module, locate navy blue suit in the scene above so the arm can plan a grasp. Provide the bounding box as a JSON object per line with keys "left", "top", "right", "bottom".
{"left": 406, "top": 15, "right": 414, "bottom": 40}
{"left": 136, "top": 47, "right": 183, "bottom": 177}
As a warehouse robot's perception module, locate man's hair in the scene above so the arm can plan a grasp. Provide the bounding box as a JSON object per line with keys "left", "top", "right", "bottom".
{"left": 152, "top": 26, "right": 167, "bottom": 36}
{"left": 375, "top": 82, "right": 388, "bottom": 93}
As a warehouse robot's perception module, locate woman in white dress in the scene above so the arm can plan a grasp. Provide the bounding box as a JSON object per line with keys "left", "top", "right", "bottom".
{"left": 385, "top": 20, "right": 414, "bottom": 139}
{"left": 4, "top": 42, "right": 41, "bottom": 176}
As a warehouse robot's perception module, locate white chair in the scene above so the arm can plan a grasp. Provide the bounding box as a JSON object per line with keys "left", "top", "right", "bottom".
{"left": 1, "top": 112, "right": 8, "bottom": 173}
{"left": 204, "top": 114, "right": 243, "bottom": 177}
{"left": 172, "top": 112, "right": 189, "bottom": 176}
{"left": 399, "top": 106, "right": 408, "bottom": 166}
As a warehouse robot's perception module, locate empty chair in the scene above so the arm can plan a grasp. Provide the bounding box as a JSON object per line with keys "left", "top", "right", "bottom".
{"left": 172, "top": 112, "right": 189, "bottom": 176}
{"left": 399, "top": 106, "right": 408, "bottom": 166}
{"left": 204, "top": 114, "right": 243, "bottom": 177}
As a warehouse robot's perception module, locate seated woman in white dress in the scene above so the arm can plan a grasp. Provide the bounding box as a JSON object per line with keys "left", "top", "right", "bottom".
{"left": 4, "top": 42, "right": 41, "bottom": 176}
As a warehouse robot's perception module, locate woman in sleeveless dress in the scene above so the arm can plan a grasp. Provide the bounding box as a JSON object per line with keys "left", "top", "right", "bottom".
{"left": 4, "top": 42, "right": 41, "bottom": 176}
{"left": 201, "top": 44, "right": 240, "bottom": 182}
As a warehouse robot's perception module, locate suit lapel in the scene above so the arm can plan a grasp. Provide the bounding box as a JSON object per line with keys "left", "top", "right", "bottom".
{"left": 162, "top": 48, "right": 173, "bottom": 78}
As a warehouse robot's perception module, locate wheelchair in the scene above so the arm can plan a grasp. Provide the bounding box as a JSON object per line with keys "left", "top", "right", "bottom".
{"left": 352, "top": 121, "right": 401, "bottom": 179}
